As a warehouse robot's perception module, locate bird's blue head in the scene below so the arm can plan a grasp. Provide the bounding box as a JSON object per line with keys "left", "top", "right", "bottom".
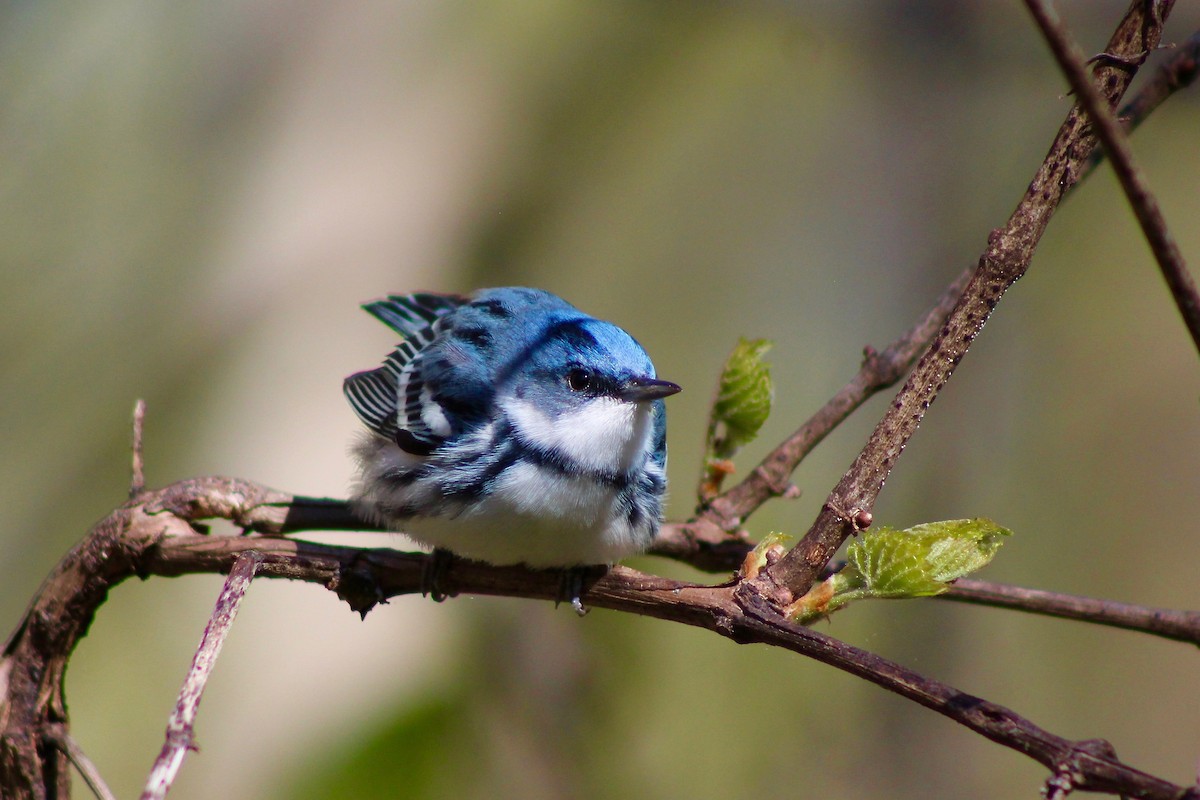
{"left": 506, "top": 314, "right": 674, "bottom": 403}
{"left": 473, "top": 289, "right": 679, "bottom": 476}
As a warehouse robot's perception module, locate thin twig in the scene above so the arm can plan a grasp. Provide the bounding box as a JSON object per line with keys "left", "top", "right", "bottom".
{"left": 942, "top": 579, "right": 1200, "bottom": 646}
{"left": 1025, "top": 0, "right": 1200, "bottom": 354}
{"left": 758, "top": 0, "right": 1174, "bottom": 601}
{"left": 140, "top": 550, "right": 262, "bottom": 800}
{"left": 130, "top": 399, "right": 147, "bottom": 498}
{"left": 47, "top": 726, "right": 117, "bottom": 800}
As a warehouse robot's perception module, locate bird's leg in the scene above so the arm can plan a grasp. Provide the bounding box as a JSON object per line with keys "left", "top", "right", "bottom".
{"left": 558, "top": 568, "right": 589, "bottom": 616}
{"left": 422, "top": 548, "right": 456, "bottom": 602}
{"left": 557, "top": 565, "right": 608, "bottom": 616}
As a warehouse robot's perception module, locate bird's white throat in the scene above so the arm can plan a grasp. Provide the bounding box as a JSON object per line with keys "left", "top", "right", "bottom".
{"left": 504, "top": 395, "right": 653, "bottom": 474}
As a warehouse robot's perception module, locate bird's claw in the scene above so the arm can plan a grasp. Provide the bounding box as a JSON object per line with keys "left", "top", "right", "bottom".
{"left": 422, "top": 548, "right": 457, "bottom": 602}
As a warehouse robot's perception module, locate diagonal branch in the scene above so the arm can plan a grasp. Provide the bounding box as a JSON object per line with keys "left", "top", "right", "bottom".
{"left": 1093, "top": 28, "right": 1200, "bottom": 169}
{"left": 699, "top": 19, "right": 1200, "bottom": 548}
{"left": 757, "top": 0, "right": 1175, "bottom": 602}
{"left": 703, "top": 270, "right": 970, "bottom": 528}
{"left": 1025, "top": 0, "right": 1200, "bottom": 354}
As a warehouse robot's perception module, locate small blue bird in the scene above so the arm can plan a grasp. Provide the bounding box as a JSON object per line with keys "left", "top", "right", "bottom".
{"left": 344, "top": 287, "right": 680, "bottom": 605}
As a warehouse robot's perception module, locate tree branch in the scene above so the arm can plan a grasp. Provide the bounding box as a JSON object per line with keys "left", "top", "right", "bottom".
{"left": 1094, "top": 28, "right": 1200, "bottom": 169}
{"left": 683, "top": 23, "right": 1200, "bottom": 594}
{"left": 703, "top": 269, "right": 971, "bottom": 528}
{"left": 4, "top": 476, "right": 1200, "bottom": 799}
{"left": 703, "top": 25, "right": 1200, "bottom": 546}
{"left": 942, "top": 579, "right": 1200, "bottom": 646}
{"left": 758, "top": 0, "right": 1175, "bottom": 602}
{"left": 1025, "top": 0, "right": 1200, "bottom": 354}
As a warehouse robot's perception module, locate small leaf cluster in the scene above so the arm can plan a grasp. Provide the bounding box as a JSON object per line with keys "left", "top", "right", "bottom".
{"left": 789, "top": 519, "right": 1011, "bottom": 624}
{"left": 706, "top": 337, "right": 774, "bottom": 461}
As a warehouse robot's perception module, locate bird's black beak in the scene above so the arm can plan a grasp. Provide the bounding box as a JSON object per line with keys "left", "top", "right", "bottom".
{"left": 618, "top": 377, "right": 682, "bottom": 402}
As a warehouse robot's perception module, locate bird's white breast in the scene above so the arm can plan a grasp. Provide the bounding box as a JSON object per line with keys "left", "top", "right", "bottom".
{"left": 402, "top": 461, "right": 645, "bottom": 566}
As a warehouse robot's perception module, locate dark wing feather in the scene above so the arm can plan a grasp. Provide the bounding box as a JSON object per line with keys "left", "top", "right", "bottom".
{"left": 343, "top": 367, "right": 400, "bottom": 439}
{"left": 363, "top": 293, "right": 465, "bottom": 338}
{"left": 346, "top": 292, "right": 467, "bottom": 453}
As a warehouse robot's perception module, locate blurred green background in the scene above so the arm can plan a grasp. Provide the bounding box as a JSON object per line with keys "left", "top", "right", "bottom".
{"left": 3, "top": 2, "right": 1199, "bottom": 798}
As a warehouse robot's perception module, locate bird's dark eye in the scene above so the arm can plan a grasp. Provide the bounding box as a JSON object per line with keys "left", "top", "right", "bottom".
{"left": 566, "top": 368, "right": 594, "bottom": 392}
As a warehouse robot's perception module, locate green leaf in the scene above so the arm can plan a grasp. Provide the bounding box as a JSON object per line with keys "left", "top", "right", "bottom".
{"left": 789, "top": 518, "right": 1011, "bottom": 623}
{"left": 706, "top": 338, "right": 774, "bottom": 461}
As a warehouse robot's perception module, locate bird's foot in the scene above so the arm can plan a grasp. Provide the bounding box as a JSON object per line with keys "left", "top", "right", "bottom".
{"left": 422, "top": 548, "right": 457, "bottom": 602}
{"left": 557, "top": 565, "right": 607, "bottom": 616}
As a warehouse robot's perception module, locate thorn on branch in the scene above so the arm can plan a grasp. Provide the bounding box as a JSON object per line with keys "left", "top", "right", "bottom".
{"left": 825, "top": 501, "right": 873, "bottom": 534}
{"left": 1087, "top": 48, "right": 1151, "bottom": 70}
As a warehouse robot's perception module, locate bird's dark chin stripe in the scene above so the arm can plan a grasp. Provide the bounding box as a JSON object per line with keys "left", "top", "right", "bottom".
{"left": 499, "top": 417, "right": 634, "bottom": 490}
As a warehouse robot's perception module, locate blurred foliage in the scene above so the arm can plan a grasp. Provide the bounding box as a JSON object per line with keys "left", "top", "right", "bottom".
{"left": 289, "top": 693, "right": 471, "bottom": 800}
{"left": 3, "top": 2, "right": 1200, "bottom": 799}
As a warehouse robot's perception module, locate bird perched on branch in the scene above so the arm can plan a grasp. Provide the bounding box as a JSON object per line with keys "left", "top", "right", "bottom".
{"left": 344, "top": 287, "right": 680, "bottom": 611}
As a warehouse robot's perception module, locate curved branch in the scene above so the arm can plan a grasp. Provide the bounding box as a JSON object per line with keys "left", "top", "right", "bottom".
{"left": 703, "top": 270, "right": 970, "bottom": 527}
{"left": 135, "top": 484, "right": 1200, "bottom": 648}
{"left": 3, "top": 476, "right": 1198, "bottom": 800}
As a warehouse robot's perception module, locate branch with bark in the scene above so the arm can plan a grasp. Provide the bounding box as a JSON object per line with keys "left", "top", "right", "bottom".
{"left": 4, "top": 2, "right": 1200, "bottom": 799}
{"left": 4, "top": 476, "right": 1200, "bottom": 800}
